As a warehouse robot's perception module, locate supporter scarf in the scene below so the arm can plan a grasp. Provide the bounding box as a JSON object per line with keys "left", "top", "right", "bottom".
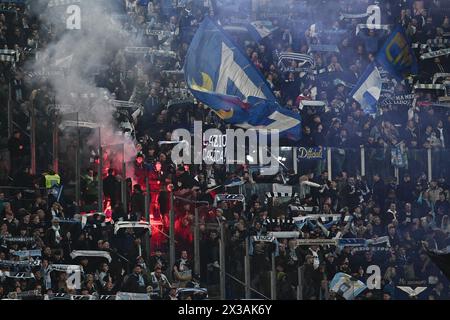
{"left": 47, "top": 0, "right": 81, "bottom": 8}
{"left": 113, "top": 221, "right": 150, "bottom": 235}
{"left": 339, "top": 12, "right": 369, "bottom": 20}
{"left": 433, "top": 73, "right": 450, "bottom": 84}
{"left": 0, "top": 49, "right": 18, "bottom": 62}
{"left": 115, "top": 292, "right": 150, "bottom": 300}
{"left": 124, "top": 47, "right": 177, "bottom": 58}
{"left": 0, "top": 271, "right": 35, "bottom": 279}
{"left": 308, "top": 44, "right": 340, "bottom": 53}
{"left": 52, "top": 225, "right": 61, "bottom": 244}
{"left": 355, "top": 24, "right": 390, "bottom": 35}
{"left": 49, "top": 264, "right": 81, "bottom": 272}
{"left": 0, "top": 260, "right": 41, "bottom": 268}
{"left": 2, "top": 236, "right": 35, "bottom": 243}
{"left": 95, "top": 294, "right": 116, "bottom": 300}
{"left": 58, "top": 218, "right": 80, "bottom": 225}
{"left": 295, "top": 239, "right": 337, "bottom": 246}
{"left": 351, "top": 246, "right": 390, "bottom": 253}
{"left": 9, "top": 290, "right": 42, "bottom": 300}
{"left": 412, "top": 38, "right": 450, "bottom": 50}
{"left": 161, "top": 69, "right": 184, "bottom": 76}
{"left": 81, "top": 212, "right": 106, "bottom": 229}
{"left": 414, "top": 83, "right": 446, "bottom": 90}
{"left": 49, "top": 264, "right": 81, "bottom": 289}
{"left": 12, "top": 250, "right": 42, "bottom": 258}
{"left": 24, "top": 70, "right": 64, "bottom": 79}
{"left": 44, "top": 293, "right": 71, "bottom": 300}
{"left": 71, "top": 295, "right": 95, "bottom": 300}
{"left": 145, "top": 29, "right": 173, "bottom": 37}
{"left": 420, "top": 48, "right": 450, "bottom": 60}
{"left": 277, "top": 52, "right": 315, "bottom": 67}
{"left": 69, "top": 250, "right": 112, "bottom": 263}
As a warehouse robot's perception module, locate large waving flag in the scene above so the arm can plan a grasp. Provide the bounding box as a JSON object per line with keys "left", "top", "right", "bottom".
{"left": 184, "top": 17, "right": 301, "bottom": 140}
{"left": 329, "top": 272, "right": 367, "bottom": 300}
{"left": 376, "top": 25, "right": 418, "bottom": 80}
{"left": 349, "top": 62, "right": 382, "bottom": 114}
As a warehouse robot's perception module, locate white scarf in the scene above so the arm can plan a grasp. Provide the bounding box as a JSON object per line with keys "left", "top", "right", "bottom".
{"left": 52, "top": 225, "right": 61, "bottom": 244}
{"left": 309, "top": 248, "right": 320, "bottom": 270}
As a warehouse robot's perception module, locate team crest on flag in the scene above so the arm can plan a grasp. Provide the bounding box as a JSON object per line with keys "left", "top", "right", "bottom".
{"left": 376, "top": 25, "right": 418, "bottom": 80}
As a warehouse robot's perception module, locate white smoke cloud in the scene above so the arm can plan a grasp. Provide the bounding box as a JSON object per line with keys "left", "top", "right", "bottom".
{"left": 30, "top": 1, "right": 139, "bottom": 177}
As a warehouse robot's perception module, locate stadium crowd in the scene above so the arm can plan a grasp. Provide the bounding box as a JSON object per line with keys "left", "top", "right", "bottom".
{"left": 0, "top": 0, "right": 450, "bottom": 300}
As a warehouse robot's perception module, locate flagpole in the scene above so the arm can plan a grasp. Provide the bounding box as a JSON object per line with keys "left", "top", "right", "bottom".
{"left": 30, "top": 90, "right": 37, "bottom": 175}
{"left": 98, "top": 127, "right": 103, "bottom": 213}
{"left": 75, "top": 112, "right": 80, "bottom": 214}
{"left": 169, "top": 191, "right": 175, "bottom": 282}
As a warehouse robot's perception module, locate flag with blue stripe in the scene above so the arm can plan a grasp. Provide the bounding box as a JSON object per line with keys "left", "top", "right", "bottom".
{"left": 50, "top": 184, "right": 63, "bottom": 202}
{"left": 329, "top": 272, "right": 367, "bottom": 300}
{"left": 349, "top": 62, "right": 382, "bottom": 114}
{"left": 184, "top": 17, "right": 301, "bottom": 140}
{"left": 376, "top": 25, "right": 418, "bottom": 80}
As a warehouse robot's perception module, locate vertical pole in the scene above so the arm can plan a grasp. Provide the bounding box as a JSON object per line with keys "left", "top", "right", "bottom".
{"left": 270, "top": 251, "right": 276, "bottom": 300}
{"left": 121, "top": 144, "right": 127, "bottom": 214}
{"left": 7, "top": 82, "right": 12, "bottom": 138}
{"left": 52, "top": 115, "right": 59, "bottom": 174}
{"left": 145, "top": 177, "right": 150, "bottom": 221}
{"left": 394, "top": 167, "right": 399, "bottom": 184}
{"left": 360, "top": 145, "right": 365, "bottom": 177}
{"left": 293, "top": 147, "right": 298, "bottom": 174}
{"left": 75, "top": 113, "right": 80, "bottom": 214}
{"left": 427, "top": 148, "right": 432, "bottom": 182}
{"left": 98, "top": 128, "right": 103, "bottom": 213}
{"left": 30, "top": 95, "right": 36, "bottom": 175}
{"left": 194, "top": 205, "right": 200, "bottom": 276}
{"left": 219, "top": 222, "right": 226, "bottom": 300}
{"left": 297, "top": 265, "right": 303, "bottom": 300}
{"left": 169, "top": 191, "right": 175, "bottom": 281}
{"left": 244, "top": 237, "right": 251, "bottom": 299}
{"left": 144, "top": 176, "right": 151, "bottom": 261}
{"left": 327, "top": 147, "right": 332, "bottom": 181}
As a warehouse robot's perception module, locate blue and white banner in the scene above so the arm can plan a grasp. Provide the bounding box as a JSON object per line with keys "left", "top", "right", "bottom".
{"left": 376, "top": 25, "right": 418, "bottom": 80}
{"left": 185, "top": 18, "right": 301, "bottom": 140}
{"left": 329, "top": 272, "right": 367, "bottom": 300}
{"left": 349, "top": 62, "right": 382, "bottom": 114}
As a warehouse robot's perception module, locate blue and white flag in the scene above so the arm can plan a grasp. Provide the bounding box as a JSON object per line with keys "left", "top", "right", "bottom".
{"left": 329, "top": 272, "right": 367, "bottom": 300}
{"left": 247, "top": 20, "right": 277, "bottom": 42}
{"left": 185, "top": 17, "right": 301, "bottom": 140}
{"left": 349, "top": 62, "right": 382, "bottom": 114}
{"left": 50, "top": 184, "right": 63, "bottom": 202}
